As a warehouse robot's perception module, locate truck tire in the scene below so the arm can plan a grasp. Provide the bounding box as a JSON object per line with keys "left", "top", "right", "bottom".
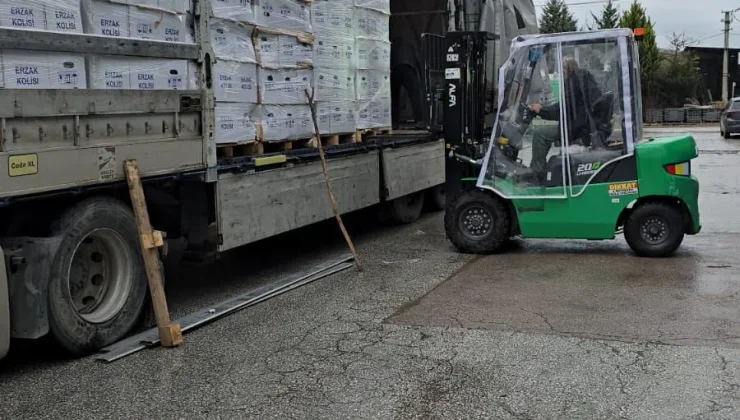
{"left": 624, "top": 202, "right": 685, "bottom": 258}
{"left": 388, "top": 191, "right": 425, "bottom": 224}
{"left": 426, "top": 185, "right": 445, "bottom": 211}
{"left": 444, "top": 189, "right": 509, "bottom": 254}
{"left": 47, "top": 197, "right": 149, "bottom": 356}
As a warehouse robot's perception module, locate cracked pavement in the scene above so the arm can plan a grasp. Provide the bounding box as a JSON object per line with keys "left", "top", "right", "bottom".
{"left": 1, "top": 126, "right": 740, "bottom": 419}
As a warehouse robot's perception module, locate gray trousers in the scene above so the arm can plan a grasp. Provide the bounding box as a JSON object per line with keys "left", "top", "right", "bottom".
{"left": 530, "top": 124, "right": 562, "bottom": 173}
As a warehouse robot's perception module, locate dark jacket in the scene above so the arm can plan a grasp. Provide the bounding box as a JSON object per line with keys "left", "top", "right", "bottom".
{"left": 538, "top": 68, "right": 603, "bottom": 141}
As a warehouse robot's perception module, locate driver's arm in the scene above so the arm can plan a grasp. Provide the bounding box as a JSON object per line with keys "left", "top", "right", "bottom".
{"left": 535, "top": 102, "right": 560, "bottom": 121}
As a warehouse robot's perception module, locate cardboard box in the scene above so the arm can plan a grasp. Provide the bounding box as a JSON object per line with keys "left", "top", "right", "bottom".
{"left": 255, "top": 0, "right": 311, "bottom": 33}
{"left": 318, "top": 101, "right": 355, "bottom": 134}
{"left": 355, "top": 38, "right": 390, "bottom": 70}
{"left": 353, "top": 7, "right": 389, "bottom": 41}
{"left": 48, "top": 52, "right": 86, "bottom": 89}
{"left": 214, "top": 60, "right": 257, "bottom": 102}
{"left": 311, "top": 0, "right": 353, "bottom": 39}
{"left": 258, "top": 67, "right": 312, "bottom": 104}
{"left": 278, "top": 34, "right": 312, "bottom": 67}
{"left": 355, "top": 70, "right": 390, "bottom": 101}
{"left": 210, "top": 18, "right": 256, "bottom": 63}
{"left": 357, "top": 98, "right": 390, "bottom": 129}
{"left": 2, "top": 50, "right": 51, "bottom": 89}
{"left": 88, "top": 55, "right": 131, "bottom": 89}
{"left": 254, "top": 32, "right": 312, "bottom": 67}
{"left": 82, "top": 0, "right": 130, "bottom": 38}
{"left": 0, "top": 0, "right": 44, "bottom": 31}
{"left": 257, "top": 104, "right": 312, "bottom": 141}
{"left": 314, "top": 67, "right": 355, "bottom": 102}
{"left": 211, "top": 0, "right": 254, "bottom": 23}
{"left": 45, "top": 0, "right": 84, "bottom": 33}
{"left": 253, "top": 32, "right": 280, "bottom": 67}
{"left": 354, "top": 0, "right": 389, "bottom": 14}
{"left": 314, "top": 37, "right": 354, "bottom": 69}
{"left": 129, "top": 5, "right": 193, "bottom": 43}
{"left": 214, "top": 102, "right": 257, "bottom": 144}
{"left": 130, "top": 58, "right": 188, "bottom": 90}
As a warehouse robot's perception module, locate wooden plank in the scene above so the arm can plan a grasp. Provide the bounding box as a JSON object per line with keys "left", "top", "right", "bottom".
{"left": 124, "top": 160, "right": 182, "bottom": 348}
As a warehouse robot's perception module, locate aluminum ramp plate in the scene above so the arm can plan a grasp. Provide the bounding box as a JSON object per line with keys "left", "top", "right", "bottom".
{"left": 94, "top": 254, "right": 354, "bottom": 363}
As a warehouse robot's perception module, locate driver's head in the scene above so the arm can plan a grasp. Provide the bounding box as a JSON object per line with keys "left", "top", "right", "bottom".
{"left": 562, "top": 56, "right": 579, "bottom": 77}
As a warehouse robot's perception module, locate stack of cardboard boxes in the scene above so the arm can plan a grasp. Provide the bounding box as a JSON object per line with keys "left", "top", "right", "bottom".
{"left": 0, "top": 0, "right": 394, "bottom": 145}
{"left": 209, "top": 0, "right": 259, "bottom": 143}
{"left": 353, "top": 0, "right": 391, "bottom": 130}
{"left": 311, "top": 0, "right": 356, "bottom": 137}
{"left": 252, "top": 0, "right": 314, "bottom": 142}
{"left": 0, "top": 0, "right": 195, "bottom": 91}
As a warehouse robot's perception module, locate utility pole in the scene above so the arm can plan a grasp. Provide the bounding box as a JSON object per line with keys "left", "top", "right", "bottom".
{"left": 721, "top": 7, "right": 740, "bottom": 102}
{"left": 723, "top": 10, "right": 731, "bottom": 103}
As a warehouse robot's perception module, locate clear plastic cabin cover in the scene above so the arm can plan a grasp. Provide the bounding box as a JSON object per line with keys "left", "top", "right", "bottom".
{"left": 477, "top": 29, "right": 640, "bottom": 198}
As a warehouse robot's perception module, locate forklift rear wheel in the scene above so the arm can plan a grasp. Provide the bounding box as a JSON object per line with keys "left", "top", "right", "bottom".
{"left": 388, "top": 191, "right": 425, "bottom": 224}
{"left": 624, "top": 202, "right": 685, "bottom": 258}
{"left": 445, "top": 189, "right": 509, "bottom": 254}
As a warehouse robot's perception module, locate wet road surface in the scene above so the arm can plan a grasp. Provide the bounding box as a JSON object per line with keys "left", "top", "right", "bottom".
{"left": 1, "top": 126, "right": 739, "bottom": 419}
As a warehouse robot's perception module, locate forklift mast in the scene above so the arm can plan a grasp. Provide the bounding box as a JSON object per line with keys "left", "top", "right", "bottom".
{"left": 438, "top": 31, "right": 495, "bottom": 197}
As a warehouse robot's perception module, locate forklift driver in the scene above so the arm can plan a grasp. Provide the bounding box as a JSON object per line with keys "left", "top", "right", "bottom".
{"left": 526, "top": 56, "right": 603, "bottom": 179}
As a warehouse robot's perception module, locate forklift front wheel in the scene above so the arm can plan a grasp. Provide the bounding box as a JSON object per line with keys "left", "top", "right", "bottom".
{"left": 445, "top": 189, "right": 510, "bottom": 254}
{"left": 624, "top": 202, "right": 685, "bottom": 258}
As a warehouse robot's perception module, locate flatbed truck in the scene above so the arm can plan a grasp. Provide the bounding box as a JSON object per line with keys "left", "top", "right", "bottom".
{"left": 0, "top": 0, "right": 537, "bottom": 359}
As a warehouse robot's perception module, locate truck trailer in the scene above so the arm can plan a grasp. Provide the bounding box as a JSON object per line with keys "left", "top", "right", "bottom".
{"left": 0, "top": 0, "right": 538, "bottom": 359}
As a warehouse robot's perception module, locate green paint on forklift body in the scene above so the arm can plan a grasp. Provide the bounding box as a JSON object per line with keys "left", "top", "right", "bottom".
{"left": 464, "top": 134, "right": 701, "bottom": 240}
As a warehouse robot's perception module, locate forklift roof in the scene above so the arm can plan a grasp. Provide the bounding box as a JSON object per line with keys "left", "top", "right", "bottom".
{"left": 511, "top": 28, "right": 635, "bottom": 49}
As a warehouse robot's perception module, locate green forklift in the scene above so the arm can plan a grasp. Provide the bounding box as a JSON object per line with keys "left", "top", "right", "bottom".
{"left": 439, "top": 28, "right": 701, "bottom": 257}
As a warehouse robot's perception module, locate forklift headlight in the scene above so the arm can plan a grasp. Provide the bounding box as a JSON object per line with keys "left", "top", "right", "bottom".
{"left": 665, "top": 161, "right": 691, "bottom": 176}
{"left": 498, "top": 137, "right": 509, "bottom": 145}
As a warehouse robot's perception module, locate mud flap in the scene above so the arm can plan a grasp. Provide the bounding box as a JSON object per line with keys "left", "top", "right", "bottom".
{"left": 1, "top": 237, "right": 63, "bottom": 340}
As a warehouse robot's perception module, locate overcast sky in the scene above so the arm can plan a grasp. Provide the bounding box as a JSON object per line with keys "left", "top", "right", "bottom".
{"left": 534, "top": 0, "right": 740, "bottom": 49}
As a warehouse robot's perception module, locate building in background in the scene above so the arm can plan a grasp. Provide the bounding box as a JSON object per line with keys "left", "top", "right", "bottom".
{"left": 684, "top": 46, "right": 740, "bottom": 102}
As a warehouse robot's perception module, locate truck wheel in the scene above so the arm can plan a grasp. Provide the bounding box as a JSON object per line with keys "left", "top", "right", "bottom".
{"left": 388, "top": 191, "right": 425, "bottom": 224}
{"left": 47, "top": 197, "right": 148, "bottom": 355}
{"left": 444, "top": 189, "right": 509, "bottom": 254}
{"left": 426, "top": 185, "right": 445, "bottom": 211}
{"left": 624, "top": 202, "right": 685, "bottom": 258}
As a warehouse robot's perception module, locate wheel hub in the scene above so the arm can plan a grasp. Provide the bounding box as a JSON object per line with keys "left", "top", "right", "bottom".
{"left": 459, "top": 205, "right": 493, "bottom": 239}
{"left": 68, "top": 229, "right": 134, "bottom": 324}
{"left": 639, "top": 217, "right": 669, "bottom": 245}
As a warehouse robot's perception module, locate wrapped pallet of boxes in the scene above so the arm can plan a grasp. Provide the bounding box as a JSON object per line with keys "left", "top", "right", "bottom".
{"left": 353, "top": 0, "right": 391, "bottom": 130}
{"left": 0, "top": 0, "right": 87, "bottom": 90}
{"left": 251, "top": 4, "right": 315, "bottom": 143}
{"left": 208, "top": 7, "right": 260, "bottom": 145}
{"left": 310, "top": 0, "right": 356, "bottom": 138}
{"left": 80, "top": 0, "right": 196, "bottom": 92}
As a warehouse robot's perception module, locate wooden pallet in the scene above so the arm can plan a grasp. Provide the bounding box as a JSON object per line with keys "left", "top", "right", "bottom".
{"left": 356, "top": 127, "right": 393, "bottom": 142}
{"left": 216, "top": 132, "right": 359, "bottom": 159}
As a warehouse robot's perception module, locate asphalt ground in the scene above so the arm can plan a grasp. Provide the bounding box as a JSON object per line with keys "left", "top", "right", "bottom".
{"left": 1, "top": 126, "right": 739, "bottom": 419}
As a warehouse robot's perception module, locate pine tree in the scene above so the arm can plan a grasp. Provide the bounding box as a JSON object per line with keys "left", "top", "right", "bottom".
{"left": 588, "top": 0, "right": 620, "bottom": 30}
{"left": 619, "top": 0, "right": 660, "bottom": 104}
{"left": 539, "top": 0, "right": 578, "bottom": 34}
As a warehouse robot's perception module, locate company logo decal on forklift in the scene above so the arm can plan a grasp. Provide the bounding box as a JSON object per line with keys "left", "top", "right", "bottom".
{"left": 576, "top": 161, "right": 602, "bottom": 176}
{"left": 608, "top": 181, "right": 638, "bottom": 197}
